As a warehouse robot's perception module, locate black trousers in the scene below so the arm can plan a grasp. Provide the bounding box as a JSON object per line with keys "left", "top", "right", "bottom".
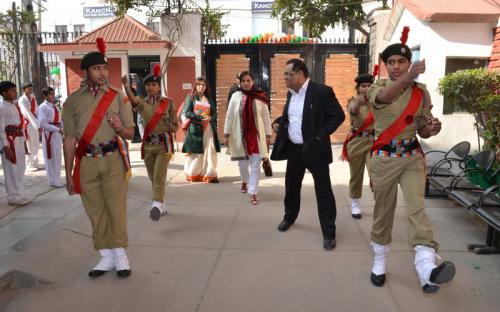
{"left": 283, "top": 142, "right": 337, "bottom": 239}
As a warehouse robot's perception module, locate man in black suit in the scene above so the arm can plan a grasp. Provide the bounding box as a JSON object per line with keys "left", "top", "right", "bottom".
{"left": 271, "top": 59, "right": 345, "bottom": 250}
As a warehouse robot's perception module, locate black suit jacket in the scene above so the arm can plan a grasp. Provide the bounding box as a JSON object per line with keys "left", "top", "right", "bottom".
{"left": 270, "top": 81, "right": 345, "bottom": 166}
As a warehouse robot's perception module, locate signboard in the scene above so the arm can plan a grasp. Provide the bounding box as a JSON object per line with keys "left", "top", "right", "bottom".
{"left": 182, "top": 83, "right": 193, "bottom": 90}
{"left": 83, "top": 6, "right": 117, "bottom": 18}
{"left": 252, "top": 2, "right": 274, "bottom": 12}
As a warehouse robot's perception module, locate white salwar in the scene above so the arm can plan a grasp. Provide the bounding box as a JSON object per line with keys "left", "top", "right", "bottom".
{"left": 238, "top": 154, "right": 261, "bottom": 195}
{"left": 38, "top": 101, "right": 63, "bottom": 187}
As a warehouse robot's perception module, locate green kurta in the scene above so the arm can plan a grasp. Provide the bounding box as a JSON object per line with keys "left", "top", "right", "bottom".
{"left": 181, "top": 94, "right": 221, "bottom": 154}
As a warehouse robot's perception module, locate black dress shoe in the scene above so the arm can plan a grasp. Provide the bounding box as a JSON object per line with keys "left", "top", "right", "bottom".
{"left": 88, "top": 270, "right": 106, "bottom": 278}
{"left": 116, "top": 270, "right": 131, "bottom": 278}
{"left": 430, "top": 261, "right": 455, "bottom": 284}
{"left": 370, "top": 272, "right": 385, "bottom": 287}
{"left": 323, "top": 238, "right": 336, "bottom": 251}
{"left": 352, "top": 213, "right": 362, "bottom": 219}
{"left": 422, "top": 284, "right": 440, "bottom": 294}
{"left": 277, "top": 220, "right": 293, "bottom": 232}
{"left": 150, "top": 207, "right": 161, "bottom": 221}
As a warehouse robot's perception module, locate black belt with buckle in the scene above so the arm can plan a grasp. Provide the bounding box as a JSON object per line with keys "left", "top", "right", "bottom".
{"left": 378, "top": 140, "right": 418, "bottom": 154}
{"left": 85, "top": 140, "right": 119, "bottom": 157}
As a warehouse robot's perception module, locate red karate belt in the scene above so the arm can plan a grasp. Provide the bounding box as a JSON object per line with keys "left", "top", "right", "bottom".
{"left": 341, "top": 111, "right": 374, "bottom": 161}
{"left": 44, "top": 106, "right": 60, "bottom": 159}
{"left": 72, "top": 89, "right": 117, "bottom": 194}
{"left": 141, "top": 98, "right": 170, "bottom": 159}
{"left": 370, "top": 86, "right": 423, "bottom": 154}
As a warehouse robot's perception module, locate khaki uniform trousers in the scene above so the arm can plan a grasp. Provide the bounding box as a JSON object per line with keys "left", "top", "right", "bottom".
{"left": 80, "top": 152, "right": 128, "bottom": 250}
{"left": 370, "top": 153, "right": 438, "bottom": 250}
{"left": 144, "top": 143, "right": 173, "bottom": 202}
{"left": 347, "top": 136, "right": 372, "bottom": 199}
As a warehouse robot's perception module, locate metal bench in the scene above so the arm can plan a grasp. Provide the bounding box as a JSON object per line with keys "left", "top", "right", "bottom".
{"left": 425, "top": 141, "right": 470, "bottom": 197}
{"left": 450, "top": 169, "right": 500, "bottom": 254}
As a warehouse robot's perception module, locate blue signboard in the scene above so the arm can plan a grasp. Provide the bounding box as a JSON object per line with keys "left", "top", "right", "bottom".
{"left": 83, "top": 6, "right": 117, "bottom": 18}
{"left": 252, "top": 2, "right": 274, "bottom": 12}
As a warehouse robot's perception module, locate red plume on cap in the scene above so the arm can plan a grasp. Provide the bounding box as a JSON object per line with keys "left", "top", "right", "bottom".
{"left": 372, "top": 65, "right": 379, "bottom": 78}
{"left": 96, "top": 37, "right": 106, "bottom": 55}
{"left": 153, "top": 64, "right": 161, "bottom": 77}
{"left": 400, "top": 26, "right": 410, "bottom": 45}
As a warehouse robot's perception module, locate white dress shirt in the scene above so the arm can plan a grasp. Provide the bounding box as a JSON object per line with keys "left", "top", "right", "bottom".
{"left": 38, "top": 101, "right": 61, "bottom": 133}
{"left": 287, "top": 79, "right": 310, "bottom": 144}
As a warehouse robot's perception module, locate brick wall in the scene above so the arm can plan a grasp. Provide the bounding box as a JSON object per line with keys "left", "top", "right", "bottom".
{"left": 167, "top": 57, "right": 196, "bottom": 142}
{"left": 325, "top": 54, "right": 358, "bottom": 143}
{"left": 65, "top": 58, "right": 122, "bottom": 95}
{"left": 489, "top": 27, "right": 500, "bottom": 71}
{"left": 215, "top": 54, "right": 250, "bottom": 142}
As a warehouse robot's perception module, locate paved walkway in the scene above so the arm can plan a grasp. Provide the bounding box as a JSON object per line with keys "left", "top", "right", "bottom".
{"left": 0, "top": 143, "right": 499, "bottom": 312}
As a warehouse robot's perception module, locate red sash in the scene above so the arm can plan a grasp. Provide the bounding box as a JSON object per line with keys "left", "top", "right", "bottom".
{"left": 341, "top": 111, "right": 374, "bottom": 161}
{"left": 141, "top": 98, "right": 170, "bottom": 159}
{"left": 44, "top": 105, "right": 60, "bottom": 159}
{"left": 72, "top": 89, "right": 117, "bottom": 194}
{"left": 30, "top": 96, "right": 36, "bottom": 115}
{"left": 370, "top": 86, "right": 423, "bottom": 153}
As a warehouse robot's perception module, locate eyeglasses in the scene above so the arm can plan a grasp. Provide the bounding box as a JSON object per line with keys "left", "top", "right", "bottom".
{"left": 283, "top": 71, "right": 297, "bottom": 78}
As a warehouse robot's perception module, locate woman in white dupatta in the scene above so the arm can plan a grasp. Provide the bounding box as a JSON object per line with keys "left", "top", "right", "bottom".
{"left": 224, "top": 71, "right": 272, "bottom": 205}
{"left": 181, "top": 77, "right": 221, "bottom": 182}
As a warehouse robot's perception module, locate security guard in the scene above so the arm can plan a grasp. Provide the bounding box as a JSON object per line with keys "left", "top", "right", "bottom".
{"left": 62, "top": 38, "right": 135, "bottom": 278}
{"left": 367, "top": 27, "right": 455, "bottom": 293}
{"left": 122, "top": 65, "right": 178, "bottom": 221}
{"left": 341, "top": 73, "right": 375, "bottom": 219}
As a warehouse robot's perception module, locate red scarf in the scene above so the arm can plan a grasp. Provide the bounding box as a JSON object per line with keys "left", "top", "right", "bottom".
{"left": 242, "top": 89, "right": 268, "bottom": 154}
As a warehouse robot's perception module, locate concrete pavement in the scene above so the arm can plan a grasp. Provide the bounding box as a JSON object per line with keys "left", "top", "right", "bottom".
{"left": 0, "top": 143, "right": 499, "bottom": 312}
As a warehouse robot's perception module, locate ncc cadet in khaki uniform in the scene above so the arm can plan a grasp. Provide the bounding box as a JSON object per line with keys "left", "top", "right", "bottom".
{"left": 62, "top": 38, "right": 135, "bottom": 278}
{"left": 367, "top": 27, "right": 455, "bottom": 293}
{"left": 122, "top": 65, "right": 178, "bottom": 221}
{"left": 341, "top": 73, "right": 375, "bottom": 219}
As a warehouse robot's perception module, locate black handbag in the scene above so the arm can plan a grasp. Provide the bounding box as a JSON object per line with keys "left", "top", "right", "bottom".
{"left": 262, "top": 158, "right": 273, "bottom": 177}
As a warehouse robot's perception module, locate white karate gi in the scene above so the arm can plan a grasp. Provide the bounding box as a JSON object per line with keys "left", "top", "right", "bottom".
{"left": 19, "top": 93, "right": 40, "bottom": 169}
{"left": 38, "top": 100, "right": 63, "bottom": 187}
{"left": 0, "top": 99, "right": 29, "bottom": 204}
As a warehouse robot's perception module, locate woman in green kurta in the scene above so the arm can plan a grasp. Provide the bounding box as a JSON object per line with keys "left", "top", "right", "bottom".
{"left": 181, "top": 77, "right": 221, "bottom": 182}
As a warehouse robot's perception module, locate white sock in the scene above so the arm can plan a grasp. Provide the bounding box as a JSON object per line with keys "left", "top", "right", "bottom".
{"left": 371, "top": 242, "right": 389, "bottom": 275}
{"left": 351, "top": 198, "right": 361, "bottom": 215}
{"left": 93, "top": 249, "right": 115, "bottom": 271}
{"left": 113, "top": 247, "right": 130, "bottom": 271}
{"left": 414, "top": 245, "right": 437, "bottom": 287}
{"left": 152, "top": 200, "right": 164, "bottom": 213}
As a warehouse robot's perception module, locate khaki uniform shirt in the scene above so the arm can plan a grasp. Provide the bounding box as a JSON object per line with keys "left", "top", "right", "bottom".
{"left": 135, "top": 97, "right": 179, "bottom": 134}
{"left": 367, "top": 79, "right": 433, "bottom": 140}
{"left": 62, "top": 85, "right": 134, "bottom": 144}
{"left": 347, "top": 97, "right": 374, "bottom": 131}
